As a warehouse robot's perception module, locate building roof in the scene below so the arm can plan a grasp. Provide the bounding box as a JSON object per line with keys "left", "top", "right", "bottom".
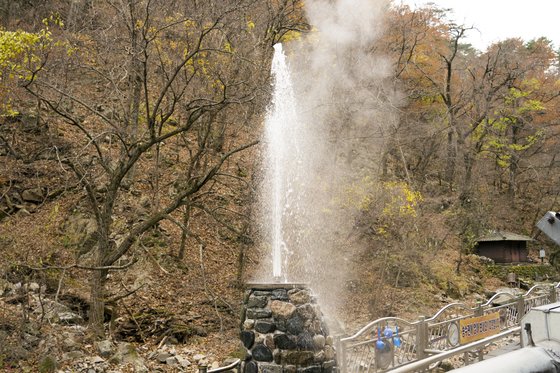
{"left": 477, "top": 231, "right": 533, "bottom": 242}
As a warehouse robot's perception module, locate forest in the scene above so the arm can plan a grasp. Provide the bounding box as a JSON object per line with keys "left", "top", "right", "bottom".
{"left": 0, "top": 0, "right": 559, "bottom": 371}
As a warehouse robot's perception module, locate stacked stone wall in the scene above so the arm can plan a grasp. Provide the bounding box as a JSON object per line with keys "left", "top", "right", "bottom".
{"left": 241, "top": 285, "right": 336, "bottom": 373}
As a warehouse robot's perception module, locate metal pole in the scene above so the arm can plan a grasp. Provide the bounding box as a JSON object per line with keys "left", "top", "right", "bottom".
{"left": 475, "top": 302, "right": 483, "bottom": 361}
{"left": 516, "top": 295, "right": 525, "bottom": 323}
{"left": 416, "top": 316, "right": 427, "bottom": 360}
{"left": 335, "top": 335, "right": 346, "bottom": 373}
{"left": 207, "top": 359, "right": 241, "bottom": 373}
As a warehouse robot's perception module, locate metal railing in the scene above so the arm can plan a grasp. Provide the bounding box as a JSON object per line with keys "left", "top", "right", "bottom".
{"left": 198, "top": 359, "right": 241, "bottom": 373}
{"left": 388, "top": 327, "right": 521, "bottom": 373}
{"left": 337, "top": 282, "right": 560, "bottom": 373}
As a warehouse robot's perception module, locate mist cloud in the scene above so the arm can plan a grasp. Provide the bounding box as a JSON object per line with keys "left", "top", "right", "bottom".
{"left": 289, "top": 0, "right": 398, "bottom": 324}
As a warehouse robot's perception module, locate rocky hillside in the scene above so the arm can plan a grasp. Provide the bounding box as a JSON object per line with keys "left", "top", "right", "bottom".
{"left": 2, "top": 0, "right": 560, "bottom": 372}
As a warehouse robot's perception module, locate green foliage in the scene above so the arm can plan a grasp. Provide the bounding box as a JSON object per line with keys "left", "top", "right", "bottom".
{"left": 338, "top": 175, "right": 377, "bottom": 211}
{"left": 0, "top": 26, "right": 52, "bottom": 79}
{"left": 38, "top": 355, "right": 57, "bottom": 373}
{"left": 484, "top": 264, "right": 559, "bottom": 281}
{"left": 480, "top": 79, "right": 546, "bottom": 169}
{"left": 0, "top": 17, "right": 59, "bottom": 116}
{"left": 431, "top": 264, "right": 473, "bottom": 297}
{"left": 279, "top": 30, "right": 302, "bottom": 43}
{"left": 381, "top": 181, "right": 423, "bottom": 218}
{"left": 229, "top": 343, "right": 249, "bottom": 360}
{"left": 338, "top": 178, "right": 422, "bottom": 216}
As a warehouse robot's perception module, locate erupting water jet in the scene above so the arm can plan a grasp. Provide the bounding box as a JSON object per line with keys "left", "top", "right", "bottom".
{"left": 264, "top": 43, "right": 300, "bottom": 282}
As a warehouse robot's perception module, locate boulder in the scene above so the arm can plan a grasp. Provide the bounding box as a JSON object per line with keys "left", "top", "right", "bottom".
{"left": 0, "top": 278, "right": 10, "bottom": 295}
{"left": 288, "top": 289, "right": 311, "bottom": 305}
{"left": 284, "top": 351, "right": 314, "bottom": 366}
{"left": 247, "top": 295, "right": 268, "bottom": 308}
{"left": 90, "top": 356, "right": 105, "bottom": 364}
{"left": 314, "top": 351, "right": 325, "bottom": 363}
{"left": 21, "top": 188, "right": 45, "bottom": 203}
{"left": 157, "top": 352, "right": 173, "bottom": 363}
{"left": 264, "top": 334, "right": 275, "bottom": 350}
{"left": 259, "top": 363, "right": 282, "bottom": 373}
{"left": 313, "top": 335, "right": 326, "bottom": 350}
{"left": 246, "top": 308, "right": 272, "bottom": 319}
{"left": 193, "top": 354, "right": 206, "bottom": 362}
{"left": 109, "top": 342, "right": 145, "bottom": 370}
{"left": 274, "top": 334, "right": 297, "bottom": 350}
{"left": 286, "top": 315, "right": 304, "bottom": 335}
{"left": 57, "top": 311, "right": 83, "bottom": 324}
{"left": 324, "top": 346, "right": 335, "bottom": 360}
{"left": 175, "top": 355, "right": 191, "bottom": 368}
{"left": 297, "top": 332, "right": 315, "bottom": 350}
{"left": 255, "top": 320, "right": 276, "bottom": 334}
{"left": 252, "top": 344, "right": 273, "bottom": 362}
{"left": 296, "top": 304, "right": 316, "bottom": 320}
{"left": 270, "top": 300, "right": 296, "bottom": 319}
{"left": 243, "top": 319, "right": 255, "bottom": 330}
{"left": 32, "top": 297, "right": 83, "bottom": 325}
{"left": 271, "top": 289, "right": 289, "bottom": 301}
{"left": 241, "top": 330, "right": 255, "bottom": 349}
{"left": 61, "top": 350, "right": 85, "bottom": 361}
{"left": 244, "top": 360, "right": 258, "bottom": 373}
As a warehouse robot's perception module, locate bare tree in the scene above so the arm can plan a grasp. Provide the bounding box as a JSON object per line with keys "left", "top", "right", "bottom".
{"left": 18, "top": 0, "right": 274, "bottom": 336}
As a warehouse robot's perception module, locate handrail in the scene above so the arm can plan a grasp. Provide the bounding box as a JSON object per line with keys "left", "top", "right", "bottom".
{"left": 523, "top": 283, "right": 552, "bottom": 296}
{"left": 346, "top": 287, "right": 553, "bottom": 342}
{"left": 425, "top": 302, "right": 473, "bottom": 322}
{"left": 340, "top": 317, "right": 417, "bottom": 341}
{"left": 387, "top": 327, "right": 521, "bottom": 373}
{"left": 481, "top": 291, "right": 518, "bottom": 306}
{"left": 198, "top": 359, "right": 241, "bottom": 373}
{"left": 339, "top": 282, "right": 558, "bottom": 373}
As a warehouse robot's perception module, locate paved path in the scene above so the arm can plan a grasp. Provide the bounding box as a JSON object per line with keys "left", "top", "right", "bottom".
{"left": 484, "top": 334, "right": 521, "bottom": 359}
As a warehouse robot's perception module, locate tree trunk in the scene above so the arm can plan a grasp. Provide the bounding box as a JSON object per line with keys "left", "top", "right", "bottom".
{"left": 89, "top": 268, "right": 108, "bottom": 338}
{"left": 461, "top": 150, "right": 474, "bottom": 200}
{"left": 90, "top": 214, "right": 111, "bottom": 337}
{"left": 236, "top": 242, "right": 247, "bottom": 288}
{"left": 178, "top": 203, "right": 191, "bottom": 260}
{"left": 124, "top": 0, "right": 143, "bottom": 185}
{"left": 508, "top": 125, "right": 520, "bottom": 202}
{"left": 445, "top": 127, "right": 456, "bottom": 190}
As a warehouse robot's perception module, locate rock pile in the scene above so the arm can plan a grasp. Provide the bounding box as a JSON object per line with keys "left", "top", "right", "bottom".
{"left": 0, "top": 276, "right": 227, "bottom": 372}
{"left": 0, "top": 187, "right": 47, "bottom": 219}
{"left": 241, "top": 284, "right": 336, "bottom": 373}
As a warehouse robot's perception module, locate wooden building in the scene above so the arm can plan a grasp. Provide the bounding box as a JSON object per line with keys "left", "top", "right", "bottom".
{"left": 475, "top": 231, "right": 533, "bottom": 263}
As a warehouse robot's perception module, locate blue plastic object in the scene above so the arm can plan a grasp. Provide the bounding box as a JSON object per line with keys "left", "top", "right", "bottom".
{"left": 375, "top": 328, "right": 385, "bottom": 349}
{"left": 394, "top": 326, "right": 402, "bottom": 348}
{"left": 383, "top": 325, "right": 393, "bottom": 338}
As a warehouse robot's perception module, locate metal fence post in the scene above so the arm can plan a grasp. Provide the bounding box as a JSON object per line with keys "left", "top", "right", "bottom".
{"left": 516, "top": 295, "right": 525, "bottom": 324}
{"left": 474, "top": 301, "right": 483, "bottom": 317}
{"left": 416, "top": 316, "right": 427, "bottom": 360}
{"left": 550, "top": 285, "right": 558, "bottom": 303}
{"left": 519, "top": 291, "right": 531, "bottom": 350}
{"left": 474, "top": 301, "right": 484, "bottom": 361}
{"left": 335, "top": 335, "right": 346, "bottom": 373}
